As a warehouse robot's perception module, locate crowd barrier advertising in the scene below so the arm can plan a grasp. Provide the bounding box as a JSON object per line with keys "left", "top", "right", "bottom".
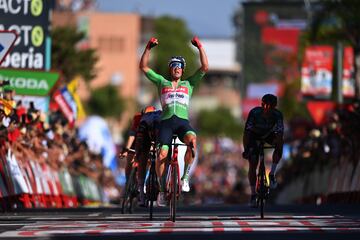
{"left": 0, "top": 147, "right": 103, "bottom": 210}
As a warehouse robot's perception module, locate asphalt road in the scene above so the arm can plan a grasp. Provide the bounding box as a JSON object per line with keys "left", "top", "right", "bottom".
{"left": 0, "top": 204, "right": 359, "bottom": 239}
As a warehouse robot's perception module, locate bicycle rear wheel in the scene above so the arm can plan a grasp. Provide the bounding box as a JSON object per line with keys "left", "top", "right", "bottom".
{"left": 169, "top": 165, "right": 178, "bottom": 222}
{"left": 121, "top": 168, "right": 137, "bottom": 214}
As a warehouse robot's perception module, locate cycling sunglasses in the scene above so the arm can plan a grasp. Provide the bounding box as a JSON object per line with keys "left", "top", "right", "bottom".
{"left": 169, "top": 62, "right": 184, "bottom": 69}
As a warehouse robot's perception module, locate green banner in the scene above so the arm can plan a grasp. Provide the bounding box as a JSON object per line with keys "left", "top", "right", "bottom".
{"left": 0, "top": 69, "right": 59, "bottom": 96}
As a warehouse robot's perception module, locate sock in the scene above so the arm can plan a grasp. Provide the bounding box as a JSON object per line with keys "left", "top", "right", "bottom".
{"left": 182, "top": 163, "right": 191, "bottom": 181}
{"left": 270, "top": 163, "right": 277, "bottom": 175}
{"left": 250, "top": 185, "right": 256, "bottom": 195}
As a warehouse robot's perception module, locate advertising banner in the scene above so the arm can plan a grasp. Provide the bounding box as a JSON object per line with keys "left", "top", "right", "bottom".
{"left": 342, "top": 46, "right": 355, "bottom": 98}
{"left": 0, "top": 69, "right": 59, "bottom": 96}
{"left": 301, "top": 46, "right": 334, "bottom": 98}
{"left": 0, "top": 0, "right": 52, "bottom": 70}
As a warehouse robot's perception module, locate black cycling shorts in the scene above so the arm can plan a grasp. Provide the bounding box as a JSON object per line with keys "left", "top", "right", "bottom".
{"left": 245, "top": 130, "right": 283, "bottom": 163}
{"left": 158, "top": 115, "right": 196, "bottom": 150}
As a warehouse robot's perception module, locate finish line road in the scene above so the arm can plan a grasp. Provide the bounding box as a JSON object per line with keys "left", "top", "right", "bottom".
{"left": 0, "top": 205, "right": 359, "bottom": 239}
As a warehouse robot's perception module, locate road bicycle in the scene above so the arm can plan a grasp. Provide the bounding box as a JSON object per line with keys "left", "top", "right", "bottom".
{"left": 255, "top": 140, "right": 275, "bottom": 219}
{"left": 121, "top": 149, "right": 138, "bottom": 214}
{"left": 166, "top": 135, "right": 194, "bottom": 222}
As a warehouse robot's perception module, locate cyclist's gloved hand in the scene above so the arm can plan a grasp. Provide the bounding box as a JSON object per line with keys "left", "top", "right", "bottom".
{"left": 191, "top": 36, "right": 202, "bottom": 49}
{"left": 146, "top": 37, "right": 158, "bottom": 50}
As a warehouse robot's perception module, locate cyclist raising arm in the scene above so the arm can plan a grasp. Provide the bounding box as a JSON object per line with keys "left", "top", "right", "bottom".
{"left": 140, "top": 36, "right": 208, "bottom": 206}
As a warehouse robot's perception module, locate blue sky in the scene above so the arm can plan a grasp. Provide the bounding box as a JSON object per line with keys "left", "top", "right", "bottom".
{"left": 97, "top": 0, "right": 241, "bottom": 38}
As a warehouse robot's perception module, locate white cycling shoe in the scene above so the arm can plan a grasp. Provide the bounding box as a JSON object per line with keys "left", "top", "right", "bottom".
{"left": 181, "top": 179, "right": 190, "bottom": 192}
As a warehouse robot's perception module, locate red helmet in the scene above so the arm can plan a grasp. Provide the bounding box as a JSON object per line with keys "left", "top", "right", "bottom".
{"left": 141, "top": 106, "right": 156, "bottom": 114}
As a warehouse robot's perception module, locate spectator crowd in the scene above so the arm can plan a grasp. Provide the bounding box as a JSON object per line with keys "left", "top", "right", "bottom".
{"left": 0, "top": 82, "right": 121, "bottom": 210}
{"left": 276, "top": 101, "right": 360, "bottom": 203}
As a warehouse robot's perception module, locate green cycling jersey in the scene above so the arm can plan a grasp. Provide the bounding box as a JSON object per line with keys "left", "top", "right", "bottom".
{"left": 145, "top": 69, "right": 205, "bottom": 120}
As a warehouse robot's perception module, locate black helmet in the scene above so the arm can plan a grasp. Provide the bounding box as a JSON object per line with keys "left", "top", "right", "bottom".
{"left": 262, "top": 94, "right": 277, "bottom": 108}
{"left": 168, "top": 56, "right": 186, "bottom": 69}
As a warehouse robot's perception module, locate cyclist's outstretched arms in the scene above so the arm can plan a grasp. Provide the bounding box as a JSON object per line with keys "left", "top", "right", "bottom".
{"left": 140, "top": 37, "right": 158, "bottom": 73}
{"left": 191, "top": 36, "right": 209, "bottom": 73}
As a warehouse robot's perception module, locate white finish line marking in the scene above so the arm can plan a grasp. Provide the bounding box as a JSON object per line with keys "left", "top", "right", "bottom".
{"left": 0, "top": 217, "right": 358, "bottom": 238}
{"left": 0, "top": 227, "right": 358, "bottom": 237}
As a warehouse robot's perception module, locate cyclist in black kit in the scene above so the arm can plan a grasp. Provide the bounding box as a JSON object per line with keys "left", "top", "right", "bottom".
{"left": 135, "top": 107, "right": 162, "bottom": 206}
{"left": 242, "top": 94, "right": 284, "bottom": 207}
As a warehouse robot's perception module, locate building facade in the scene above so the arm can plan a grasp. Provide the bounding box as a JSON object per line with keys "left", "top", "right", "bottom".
{"left": 52, "top": 11, "right": 141, "bottom": 99}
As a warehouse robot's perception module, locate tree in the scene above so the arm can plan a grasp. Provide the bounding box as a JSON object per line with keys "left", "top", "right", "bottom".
{"left": 152, "top": 16, "right": 197, "bottom": 79}
{"left": 309, "top": 0, "right": 360, "bottom": 99}
{"left": 51, "top": 26, "right": 98, "bottom": 83}
{"left": 197, "top": 107, "right": 243, "bottom": 140}
{"left": 87, "top": 85, "right": 124, "bottom": 117}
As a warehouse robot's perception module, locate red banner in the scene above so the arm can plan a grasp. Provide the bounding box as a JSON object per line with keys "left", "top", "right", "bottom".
{"left": 262, "top": 27, "right": 300, "bottom": 53}
{"left": 301, "top": 46, "right": 334, "bottom": 98}
{"left": 342, "top": 46, "right": 355, "bottom": 98}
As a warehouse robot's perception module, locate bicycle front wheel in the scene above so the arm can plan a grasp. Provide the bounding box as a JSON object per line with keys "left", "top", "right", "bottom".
{"left": 170, "top": 165, "right": 178, "bottom": 222}
{"left": 148, "top": 163, "right": 157, "bottom": 220}
{"left": 259, "top": 165, "right": 265, "bottom": 219}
